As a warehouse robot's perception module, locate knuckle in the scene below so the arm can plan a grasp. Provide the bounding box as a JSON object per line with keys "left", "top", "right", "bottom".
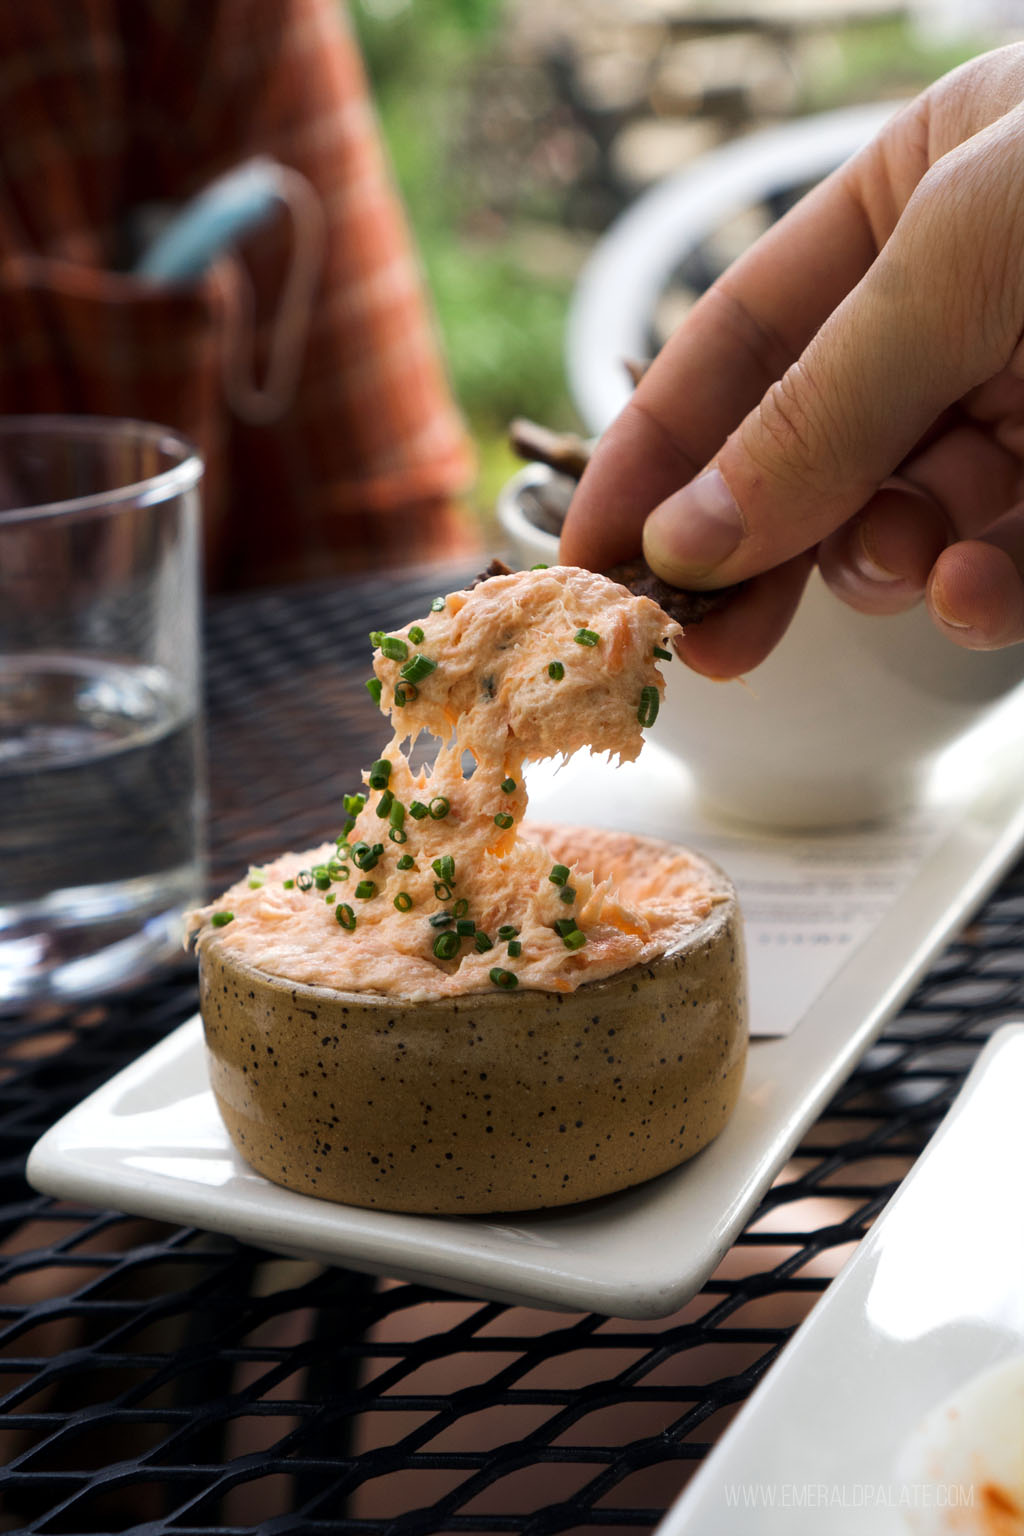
{"left": 705, "top": 281, "right": 795, "bottom": 382}
{"left": 903, "top": 125, "right": 1024, "bottom": 358}
{"left": 741, "top": 363, "right": 845, "bottom": 496}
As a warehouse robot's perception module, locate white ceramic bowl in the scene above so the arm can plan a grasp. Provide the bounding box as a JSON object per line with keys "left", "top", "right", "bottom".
{"left": 496, "top": 464, "right": 1024, "bottom": 829}
{"left": 660, "top": 569, "right": 1024, "bottom": 828}
{"left": 496, "top": 462, "right": 573, "bottom": 569}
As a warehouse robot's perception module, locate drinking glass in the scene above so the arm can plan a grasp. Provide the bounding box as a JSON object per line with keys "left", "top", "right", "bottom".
{"left": 0, "top": 416, "right": 205, "bottom": 1007}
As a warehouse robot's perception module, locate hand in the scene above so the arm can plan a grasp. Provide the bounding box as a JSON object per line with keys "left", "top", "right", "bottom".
{"left": 560, "top": 45, "right": 1024, "bottom": 677}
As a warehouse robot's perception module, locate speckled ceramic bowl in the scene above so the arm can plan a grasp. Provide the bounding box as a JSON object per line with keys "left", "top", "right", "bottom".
{"left": 199, "top": 859, "right": 746, "bottom": 1215}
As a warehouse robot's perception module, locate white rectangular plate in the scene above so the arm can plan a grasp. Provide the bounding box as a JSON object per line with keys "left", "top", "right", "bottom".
{"left": 26, "top": 728, "right": 1024, "bottom": 1318}
{"left": 656, "top": 1023, "right": 1024, "bottom": 1534}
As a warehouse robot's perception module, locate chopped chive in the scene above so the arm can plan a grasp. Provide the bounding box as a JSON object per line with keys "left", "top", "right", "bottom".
{"left": 475, "top": 931, "right": 494, "bottom": 953}
{"left": 397, "top": 854, "right": 415, "bottom": 870}
{"left": 296, "top": 870, "right": 313, "bottom": 892}
{"left": 376, "top": 789, "right": 394, "bottom": 819}
{"left": 433, "top": 931, "right": 460, "bottom": 960}
{"left": 409, "top": 800, "right": 429, "bottom": 820}
{"left": 283, "top": 878, "right": 295, "bottom": 890}
{"left": 452, "top": 897, "right": 469, "bottom": 918}
{"left": 247, "top": 875, "right": 265, "bottom": 890}
{"left": 380, "top": 636, "right": 408, "bottom": 661}
{"left": 507, "top": 939, "right": 522, "bottom": 958}
{"left": 530, "top": 562, "right": 549, "bottom": 570}
{"left": 333, "top": 865, "right": 350, "bottom": 881}
{"left": 355, "top": 880, "right": 376, "bottom": 900}
{"left": 351, "top": 842, "right": 383, "bottom": 871}
{"left": 344, "top": 791, "right": 366, "bottom": 817}
{"left": 336, "top": 903, "right": 356, "bottom": 931}
{"left": 389, "top": 800, "right": 405, "bottom": 831}
{"left": 493, "top": 812, "right": 514, "bottom": 830}
{"left": 489, "top": 968, "right": 518, "bottom": 989}
{"left": 211, "top": 910, "right": 234, "bottom": 927}
{"left": 409, "top": 625, "right": 424, "bottom": 644}
{"left": 428, "top": 796, "right": 450, "bottom": 820}
{"left": 368, "top": 758, "right": 391, "bottom": 790}
{"left": 430, "top": 596, "right": 446, "bottom": 612}
{"left": 574, "top": 628, "right": 600, "bottom": 646}
{"left": 554, "top": 917, "right": 586, "bottom": 949}
{"left": 429, "top": 912, "right": 453, "bottom": 928}
{"left": 559, "top": 886, "right": 576, "bottom": 904}
{"left": 638, "top": 685, "right": 660, "bottom": 728}
{"left": 548, "top": 864, "right": 570, "bottom": 886}
{"left": 497, "top": 924, "right": 518, "bottom": 941}
{"left": 653, "top": 645, "right": 673, "bottom": 661}
{"left": 547, "top": 661, "right": 564, "bottom": 680}
{"left": 456, "top": 918, "right": 476, "bottom": 937}
{"left": 393, "top": 681, "right": 419, "bottom": 707}
{"left": 325, "top": 893, "right": 335, "bottom": 904}
{"left": 388, "top": 827, "right": 408, "bottom": 846}
{"left": 501, "top": 777, "right": 516, "bottom": 793}
{"left": 394, "top": 892, "right": 413, "bottom": 912}
{"left": 314, "top": 871, "right": 332, "bottom": 891}
{"left": 369, "top": 630, "right": 385, "bottom": 649}
{"left": 401, "top": 654, "right": 437, "bottom": 685}
{"left": 434, "top": 881, "right": 453, "bottom": 900}
{"left": 432, "top": 854, "right": 455, "bottom": 884}
{"left": 365, "top": 677, "right": 383, "bottom": 706}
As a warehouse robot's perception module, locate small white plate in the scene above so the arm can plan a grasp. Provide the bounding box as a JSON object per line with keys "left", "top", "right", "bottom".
{"left": 23, "top": 737, "right": 1024, "bottom": 1314}
{"left": 657, "top": 1023, "right": 1024, "bottom": 1535}
{"left": 27, "top": 719, "right": 1024, "bottom": 1319}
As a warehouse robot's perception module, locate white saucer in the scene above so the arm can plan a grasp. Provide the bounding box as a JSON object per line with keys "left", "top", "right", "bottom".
{"left": 656, "top": 1023, "right": 1024, "bottom": 1534}
{"left": 26, "top": 729, "right": 1024, "bottom": 1318}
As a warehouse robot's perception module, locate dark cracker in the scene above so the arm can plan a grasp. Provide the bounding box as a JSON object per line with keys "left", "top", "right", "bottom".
{"left": 606, "top": 558, "right": 739, "bottom": 626}
{"left": 469, "top": 557, "right": 515, "bottom": 587}
{"left": 508, "top": 418, "right": 591, "bottom": 480}
{"left": 469, "top": 555, "right": 734, "bottom": 626}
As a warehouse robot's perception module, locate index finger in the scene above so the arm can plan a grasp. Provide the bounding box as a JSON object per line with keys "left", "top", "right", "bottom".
{"left": 559, "top": 144, "right": 885, "bottom": 571}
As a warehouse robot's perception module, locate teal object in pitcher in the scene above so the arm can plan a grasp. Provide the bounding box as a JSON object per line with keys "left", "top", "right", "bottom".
{"left": 133, "top": 157, "right": 285, "bottom": 283}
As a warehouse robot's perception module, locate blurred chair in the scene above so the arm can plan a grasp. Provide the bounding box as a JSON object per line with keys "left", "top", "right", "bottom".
{"left": 566, "top": 100, "right": 902, "bottom": 435}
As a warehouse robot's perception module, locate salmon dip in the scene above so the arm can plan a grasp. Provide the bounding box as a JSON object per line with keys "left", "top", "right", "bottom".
{"left": 188, "top": 565, "right": 728, "bottom": 1001}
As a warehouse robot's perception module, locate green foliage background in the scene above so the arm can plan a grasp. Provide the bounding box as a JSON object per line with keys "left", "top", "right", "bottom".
{"left": 349, "top": 1, "right": 985, "bottom": 518}
{"left": 351, "top": 0, "right": 574, "bottom": 513}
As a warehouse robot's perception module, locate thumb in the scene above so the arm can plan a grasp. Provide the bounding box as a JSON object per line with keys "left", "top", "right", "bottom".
{"left": 642, "top": 123, "right": 1024, "bottom": 587}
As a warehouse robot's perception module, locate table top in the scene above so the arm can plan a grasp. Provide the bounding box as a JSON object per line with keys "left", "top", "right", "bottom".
{"left": 3, "top": 564, "right": 1023, "bottom": 1535}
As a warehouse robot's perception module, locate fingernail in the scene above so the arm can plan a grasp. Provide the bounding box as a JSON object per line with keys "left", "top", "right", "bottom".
{"left": 644, "top": 467, "right": 745, "bottom": 575}
{"left": 929, "top": 579, "right": 971, "bottom": 629}
{"left": 852, "top": 521, "right": 902, "bottom": 584}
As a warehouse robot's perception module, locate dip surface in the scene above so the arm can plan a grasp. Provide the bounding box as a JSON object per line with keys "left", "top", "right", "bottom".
{"left": 189, "top": 566, "right": 715, "bottom": 1001}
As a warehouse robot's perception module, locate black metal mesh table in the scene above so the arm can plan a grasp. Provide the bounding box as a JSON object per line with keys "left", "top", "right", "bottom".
{"left": 3, "top": 566, "right": 1023, "bottom": 1535}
